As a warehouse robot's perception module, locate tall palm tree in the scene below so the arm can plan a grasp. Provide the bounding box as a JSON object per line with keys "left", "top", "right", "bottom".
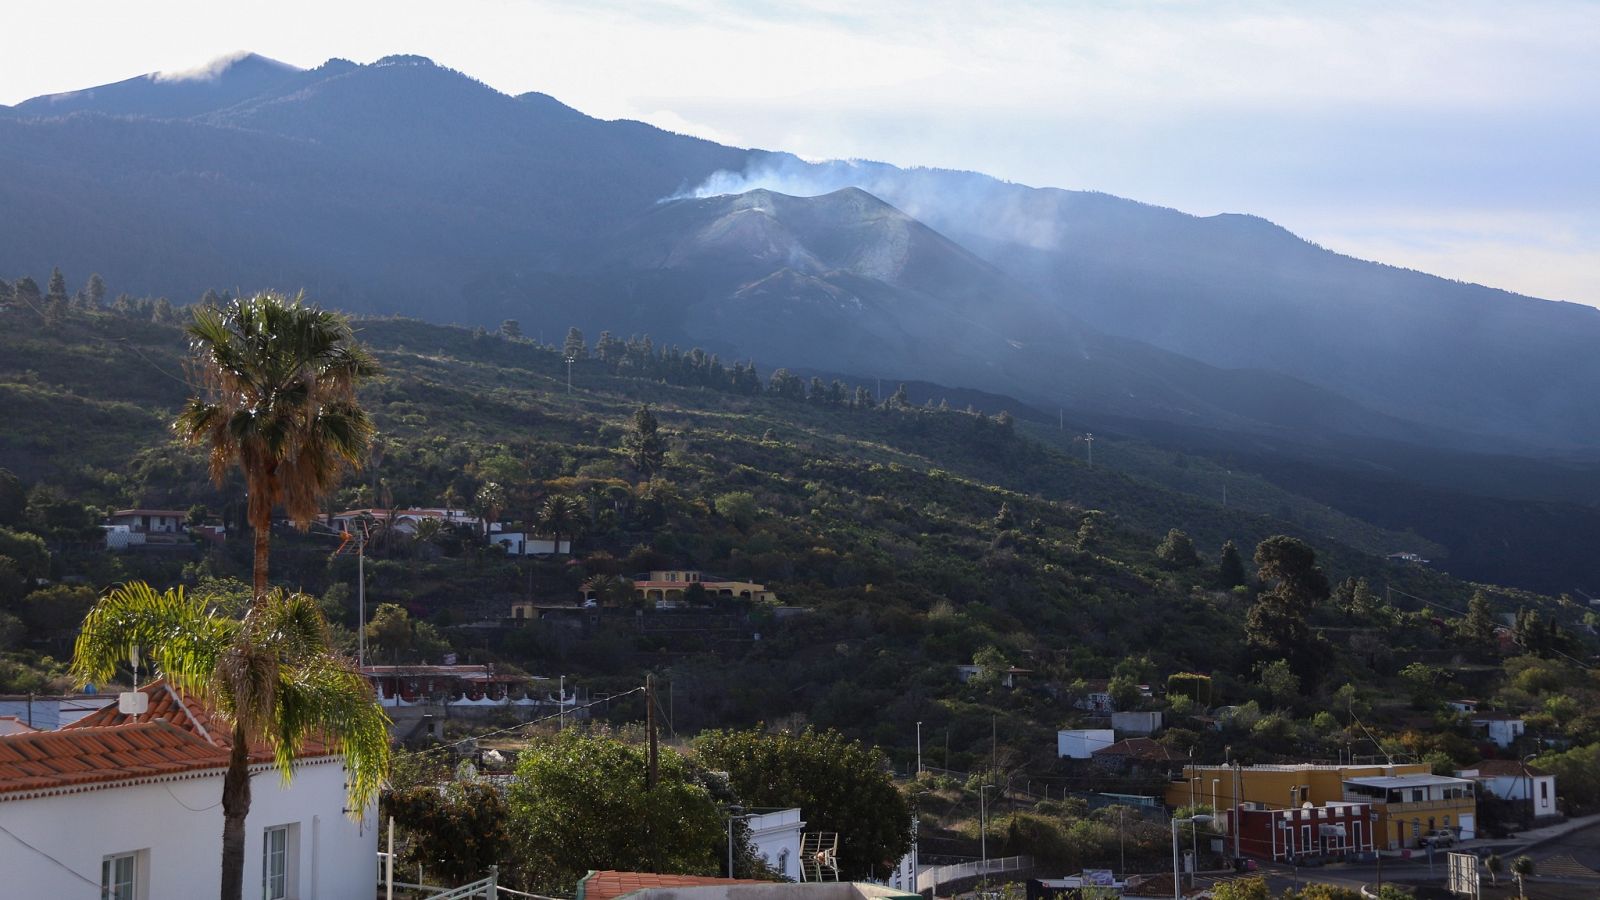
{"left": 536, "top": 493, "right": 586, "bottom": 554}
{"left": 174, "top": 292, "right": 379, "bottom": 599}
{"left": 1511, "top": 855, "right": 1534, "bottom": 899}
{"left": 72, "top": 582, "right": 390, "bottom": 900}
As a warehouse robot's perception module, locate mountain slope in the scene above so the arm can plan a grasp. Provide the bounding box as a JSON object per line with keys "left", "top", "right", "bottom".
{"left": 4, "top": 54, "right": 1599, "bottom": 450}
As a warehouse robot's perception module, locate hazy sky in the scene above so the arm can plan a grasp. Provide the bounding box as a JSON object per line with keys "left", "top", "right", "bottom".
{"left": 6, "top": 0, "right": 1597, "bottom": 305}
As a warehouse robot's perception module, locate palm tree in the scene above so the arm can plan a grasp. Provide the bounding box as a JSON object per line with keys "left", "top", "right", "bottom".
{"left": 174, "top": 292, "right": 379, "bottom": 599}
{"left": 1511, "top": 855, "right": 1534, "bottom": 899}
{"left": 71, "top": 581, "right": 390, "bottom": 900}
{"left": 1485, "top": 853, "right": 1502, "bottom": 886}
{"left": 536, "top": 494, "right": 586, "bottom": 554}
{"left": 583, "top": 573, "right": 637, "bottom": 608}
{"left": 473, "top": 481, "right": 507, "bottom": 538}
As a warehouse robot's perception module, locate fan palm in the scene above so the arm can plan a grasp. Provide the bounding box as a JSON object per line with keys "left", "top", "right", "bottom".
{"left": 536, "top": 494, "right": 586, "bottom": 554}
{"left": 174, "top": 292, "right": 379, "bottom": 599}
{"left": 72, "top": 581, "right": 390, "bottom": 900}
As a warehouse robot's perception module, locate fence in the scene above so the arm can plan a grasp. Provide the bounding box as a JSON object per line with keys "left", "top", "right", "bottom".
{"left": 920, "top": 854, "right": 1033, "bottom": 890}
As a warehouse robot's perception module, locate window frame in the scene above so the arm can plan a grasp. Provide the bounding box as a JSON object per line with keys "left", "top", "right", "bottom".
{"left": 102, "top": 851, "right": 138, "bottom": 900}
{"left": 262, "top": 824, "right": 292, "bottom": 900}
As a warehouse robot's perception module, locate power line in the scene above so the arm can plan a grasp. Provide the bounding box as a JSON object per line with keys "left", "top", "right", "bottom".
{"left": 405, "top": 685, "right": 645, "bottom": 761}
{"left": 0, "top": 822, "right": 102, "bottom": 889}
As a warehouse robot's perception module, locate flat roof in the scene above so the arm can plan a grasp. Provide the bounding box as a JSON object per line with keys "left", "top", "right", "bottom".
{"left": 1345, "top": 775, "right": 1474, "bottom": 788}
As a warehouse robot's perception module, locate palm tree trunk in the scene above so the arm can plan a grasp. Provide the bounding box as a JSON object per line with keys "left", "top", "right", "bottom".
{"left": 252, "top": 518, "right": 270, "bottom": 600}
{"left": 219, "top": 722, "right": 252, "bottom": 900}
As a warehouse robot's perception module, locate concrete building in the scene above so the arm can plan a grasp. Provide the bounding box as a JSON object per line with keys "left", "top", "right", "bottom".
{"left": 1058, "top": 728, "right": 1116, "bottom": 759}
{"left": 626, "top": 570, "right": 778, "bottom": 606}
{"left": 490, "top": 534, "right": 570, "bottom": 556}
{"left": 2, "top": 682, "right": 376, "bottom": 899}
{"left": 745, "top": 808, "right": 807, "bottom": 881}
{"left": 1225, "top": 802, "right": 1375, "bottom": 861}
{"left": 0, "top": 692, "right": 115, "bottom": 729}
{"left": 1111, "top": 710, "right": 1164, "bottom": 736}
{"left": 1458, "top": 760, "right": 1558, "bottom": 820}
{"left": 1468, "top": 713, "right": 1526, "bottom": 750}
{"left": 1171, "top": 763, "right": 1475, "bottom": 849}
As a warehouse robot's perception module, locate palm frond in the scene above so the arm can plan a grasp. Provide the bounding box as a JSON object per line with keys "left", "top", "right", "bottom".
{"left": 71, "top": 582, "right": 231, "bottom": 693}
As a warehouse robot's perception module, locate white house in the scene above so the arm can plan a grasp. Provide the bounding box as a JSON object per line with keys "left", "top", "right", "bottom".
{"left": 332, "top": 507, "right": 489, "bottom": 535}
{"left": 0, "top": 681, "right": 377, "bottom": 900}
{"left": 745, "top": 807, "right": 806, "bottom": 881}
{"left": 105, "top": 508, "right": 187, "bottom": 534}
{"left": 1469, "top": 713, "right": 1526, "bottom": 749}
{"left": 1058, "top": 728, "right": 1116, "bottom": 759}
{"left": 1111, "top": 710, "right": 1164, "bottom": 736}
{"left": 490, "top": 533, "right": 571, "bottom": 556}
{"left": 1457, "top": 761, "right": 1558, "bottom": 819}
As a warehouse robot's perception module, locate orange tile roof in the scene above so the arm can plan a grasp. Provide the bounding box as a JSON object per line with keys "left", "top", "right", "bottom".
{"left": 579, "top": 871, "right": 768, "bottom": 900}
{"left": 0, "top": 721, "right": 228, "bottom": 796}
{"left": 65, "top": 680, "right": 334, "bottom": 758}
{"left": 1463, "top": 759, "right": 1549, "bottom": 778}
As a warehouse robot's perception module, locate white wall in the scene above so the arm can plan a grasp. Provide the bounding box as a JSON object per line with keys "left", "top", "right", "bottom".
{"left": 1058, "top": 729, "right": 1115, "bottom": 759}
{"left": 746, "top": 808, "right": 805, "bottom": 881}
{"left": 0, "top": 759, "right": 376, "bottom": 899}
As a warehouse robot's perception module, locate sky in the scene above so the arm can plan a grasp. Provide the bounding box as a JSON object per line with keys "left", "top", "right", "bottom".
{"left": 5, "top": 0, "right": 1597, "bottom": 305}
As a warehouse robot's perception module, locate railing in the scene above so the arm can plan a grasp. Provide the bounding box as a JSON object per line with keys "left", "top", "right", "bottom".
{"left": 920, "top": 854, "right": 1032, "bottom": 888}
{"left": 376, "top": 858, "right": 499, "bottom": 899}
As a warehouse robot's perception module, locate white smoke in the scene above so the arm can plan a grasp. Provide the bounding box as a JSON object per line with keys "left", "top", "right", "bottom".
{"left": 664, "top": 156, "right": 1068, "bottom": 251}
{"left": 153, "top": 51, "right": 292, "bottom": 83}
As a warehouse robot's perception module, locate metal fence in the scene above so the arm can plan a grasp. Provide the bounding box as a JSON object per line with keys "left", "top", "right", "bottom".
{"left": 920, "top": 854, "right": 1033, "bottom": 889}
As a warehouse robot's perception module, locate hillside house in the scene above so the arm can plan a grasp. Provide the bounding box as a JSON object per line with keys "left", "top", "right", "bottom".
{"left": 103, "top": 508, "right": 199, "bottom": 549}
{"left": 1111, "top": 710, "right": 1164, "bottom": 736}
{"left": 1457, "top": 760, "right": 1558, "bottom": 820}
{"left": 491, "top": 533, "right": 570, "bottom": 556}
{"left": 1058, "top": 728, "right": 1116, "bottom": 760}
{"left": 955, "top": 664, "right": 1032, "bottom": 688}
{"left": 623, "top": 570, "right": 777, "bottom": 607}
{"left": 1, "top": 681, "right": 375, "bottom": 899}
{"left": 1071, "top": 680, "right": 1152, "bottom": 713}
{"left": 1225, "top": 802, "right": 1375, "bottom": 861}
{"left": 744, "top": 807, "right": 807, "bottom": 881}
{"left": 1091, "top": 737, "right": 1183, "bottom": 775}
{"left": 1468, "top": 712, "right": 1526, "bottom": 749}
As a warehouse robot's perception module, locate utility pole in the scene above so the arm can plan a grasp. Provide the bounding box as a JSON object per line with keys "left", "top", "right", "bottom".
{"left": 565, "top": 356, "right": 575, "bottom": 394}
{"left": 1077, "top": 432, "right": 1095, "bottom": 466}
{"left": 356, "top": 529, "right": 367, "bottom": 669}
{"left": 916, "top": 721, "right": 923, "bottom": 775}
{"left": 646, "top": 674, "right": 659, "bottom": 790}
{"left": 558, "top": 675, "right": 565, "bottom": 731}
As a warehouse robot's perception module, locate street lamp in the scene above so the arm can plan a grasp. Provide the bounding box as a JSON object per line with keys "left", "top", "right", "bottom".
{"left": 1172, "top": 814, "right": 1212, "bottom": 900}
{"left": 725, "top": 805, "right": 752, "bottom": 879}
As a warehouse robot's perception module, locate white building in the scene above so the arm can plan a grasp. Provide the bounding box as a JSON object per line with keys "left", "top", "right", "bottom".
{"left": 1469, "top": 713, "right": 1526, "bottom": 749}
{"left": 490, "top": 533, "right": 571, "bottom": 556}
{"left": 1111, "top": 710, "right": 1164, "bottom": 736}
{"left": 0, "top": 681, "right": 377, "bottom": 899}
{"left": 1457, "top": 761, "right": 1558, "bottom": 819}
{"left": 745, "top": 807, "right": 806, "bottom": 881}
{"left": 332, "top": 507, "right": 488, "bottom": 535}
{"left": 1058, "top": 728, "right": 1116, "bottom": 759}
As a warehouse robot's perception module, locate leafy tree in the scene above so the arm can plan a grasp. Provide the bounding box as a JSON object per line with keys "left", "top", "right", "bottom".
{"left": 714, "top": 491, "right": 759, "bottom": 530}
{"left": 173, "top": 292, "right": 378, "bottom": 598}
{"left": 507, "top": 729, "right": 723, "bottom": 892}
{"left": 888, "top": 382, "right": 910, "bottom": 409}
{"left": 1108, "top": 674, "right": 1143, "bottom": 711}
{"left": 621, "top": 404, "right": 667, "bottom": 479}
{"left": 17, "top": 584, "right": 97, "bottom": 644}
{"left": 1217, "top": 540, "right": 1247, "bottom": 587}
{"left": 694, "top": 727, "right": 912, "bottom": 879}
{"left": 970, "top": 644, "right": 1011, "bottom": 690}
{"left": 993, "top": 502, "right": 1016, "bottom": 531}
{"left": 500, "top": 319, "right": 522, "bottom": 338}
{"left": 536, "top": 494, "right": 586, "bottom": 553}
{"left": 72, "top": 582, "right": 389, "bottom": 900}
{"left": 1076, "top": 511, "right": 1105, "bottom": 552}
{"left": 0, "top": 468, "right": 24, "bottom": 526}
{"left": 365, "top": 602, "right": 452, "bottom": 663}
{"left": 562, "top": 326, "right": 587, "bottom": 359}
{"left": 1258, "top": 659, "right": 1300, "bottom": 707}
{"left": 1485, "top": 853, "right": 1502, "bottom": 886}
{"left": 12, "top": 276, "right": 41, "bottom": 312}
{"left": 1156, "top": 528, "right": 1201, "bottom": 568}
{"left": 583, "top": 573, "right": 637, "bottom": 608}
{"left": 383, "top": 780, "right": 509, "bottom": 886}
{"left": 1166, "top": 672, "right": 1211, "bottom": 706}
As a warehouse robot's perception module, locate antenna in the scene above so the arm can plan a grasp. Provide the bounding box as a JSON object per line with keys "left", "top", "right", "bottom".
{"left": 799, "top": 833, "right": 840, "bottom": 882}
{"left": 1075, "top": 432, "right": 1095, "bottom": 466}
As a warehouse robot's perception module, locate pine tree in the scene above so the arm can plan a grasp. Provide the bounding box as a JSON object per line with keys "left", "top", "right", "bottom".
{"left": 888, "top": 383, "right": 910, "bottom": 409}
{"left": 1461, "top": 590, "right": 1496, "bottom": 645}
{"left": 993, "top": 502, "right": 1016, "bottom": 531}
{"left": 500, "top": 319, "right": 522, "bottom": 338}
{"left": 85, "top": 272, "right": 106, "bottom": 308}
{"left": 621, "top": 404, "right": 666, "bottom": 479}
{"left": 1218, "top": 540, "right": 1247, "bottom": 587}
{"left": 1245, "top": 536, "right": 1330, "bottom": 682}
{"left": 45, "top": 267, "right": 68, "bottom": 304}
{"left": 563, "top": 326, "right": 587, "bottom": 359}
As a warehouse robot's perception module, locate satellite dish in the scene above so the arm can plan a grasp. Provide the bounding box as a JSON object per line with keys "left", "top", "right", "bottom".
{"left": 118, "top": 691, "right": 149, "bottom": 715}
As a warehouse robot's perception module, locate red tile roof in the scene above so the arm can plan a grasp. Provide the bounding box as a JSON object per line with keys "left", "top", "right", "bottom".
{"left": 579, "top": 871, "right": 768, "bottom": 900}
{"left": 0, "top": 721, "right": 228, "bottom": 796}
{"left": 65, "top": 680, "right": 334, "bottom": 758}
{"left": 1462, "top": 760, "right": 1549, "bottom": 778}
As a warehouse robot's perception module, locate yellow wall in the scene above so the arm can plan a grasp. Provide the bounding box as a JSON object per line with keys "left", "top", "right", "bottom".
{"left": 1166, "top": 764, "right": 1432, "bottom": 810}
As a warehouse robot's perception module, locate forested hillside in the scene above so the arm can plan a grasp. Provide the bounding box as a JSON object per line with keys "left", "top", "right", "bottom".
{"left": 1, "top": 294, "right": 1595, "bottom": 784}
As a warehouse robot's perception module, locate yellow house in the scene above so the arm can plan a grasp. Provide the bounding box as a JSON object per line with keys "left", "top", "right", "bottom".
{"left": 619, "top": 570, "right": 777, "bottom": 606}
{"left": 1170, "top": 763, "right": 1476, "bottom": 849}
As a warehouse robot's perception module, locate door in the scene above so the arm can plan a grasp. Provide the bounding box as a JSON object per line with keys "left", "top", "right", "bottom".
{"left": 1457, "top": 814, "right": 1475, "bottom": 841}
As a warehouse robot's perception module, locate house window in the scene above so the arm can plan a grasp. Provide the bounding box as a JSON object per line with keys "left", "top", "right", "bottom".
{"left": 263, "top": 825, "right": 291, "bottom": 900}
{"left": 1540, "top": 781, "right": 1549, "bottom": 801}
{"left": 102, "top": 852, "right": 138, "bottom": 900}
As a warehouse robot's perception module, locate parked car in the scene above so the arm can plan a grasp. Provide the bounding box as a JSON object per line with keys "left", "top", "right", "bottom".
{"left": 1420, "top": 830, "right": 1456, "bottom": 848}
